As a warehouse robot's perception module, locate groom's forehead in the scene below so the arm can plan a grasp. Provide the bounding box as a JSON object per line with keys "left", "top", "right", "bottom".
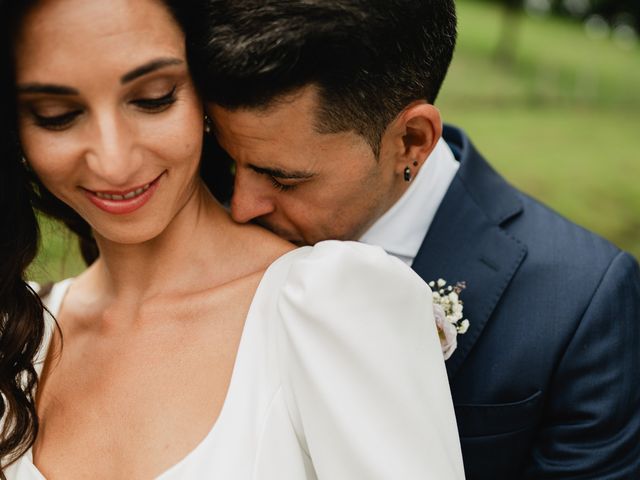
{"left": 209, "top": 98, "right": 374, "bottom": 165}
{"left": 209, "top": 89, "right": 319, "bottom": 139}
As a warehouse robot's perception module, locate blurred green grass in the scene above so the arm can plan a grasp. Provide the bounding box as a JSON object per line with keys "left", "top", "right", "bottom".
{"left": 31, "top": 0, "right": 640, "bottom": 283}
{"left": 28, "top": 216, "right": 85, "bottom": 284}
{"left": 438, "top": 0, "right": 640, "bottom": 259}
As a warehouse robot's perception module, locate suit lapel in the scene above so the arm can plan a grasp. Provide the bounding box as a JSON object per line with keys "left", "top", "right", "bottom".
{"left": 412, "top": 126, "right": 527, "bottom": 378}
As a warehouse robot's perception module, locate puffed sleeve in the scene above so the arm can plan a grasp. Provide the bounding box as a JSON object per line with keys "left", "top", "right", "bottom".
{"left": 276, "top": 241, "right": 465, "bottom": 480}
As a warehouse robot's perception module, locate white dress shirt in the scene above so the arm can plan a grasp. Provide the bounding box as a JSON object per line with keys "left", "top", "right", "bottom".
{"left": 359, "top": 137, "right": 459, "bottom": 265}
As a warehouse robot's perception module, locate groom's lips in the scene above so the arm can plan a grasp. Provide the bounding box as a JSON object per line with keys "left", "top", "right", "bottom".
{"left": 287, "top": 238, "right": 306, "bottom": 246}
{"left": 252, "top": 219, "right": 305, "bottom": 245}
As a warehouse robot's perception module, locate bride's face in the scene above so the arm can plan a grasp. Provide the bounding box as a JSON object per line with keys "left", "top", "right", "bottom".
{"left": 14, "top": 0, "right": 204, "bottom": 245}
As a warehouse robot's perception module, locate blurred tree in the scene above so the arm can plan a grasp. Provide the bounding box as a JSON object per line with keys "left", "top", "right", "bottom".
{"left": 494, "top": 0, "right": 526, "bottom": 65}
{"left": 589, "top": 0, "right": 640, "bottom": 30}
{"left": 480, "top": 0, "right": 638, "bottom": 60}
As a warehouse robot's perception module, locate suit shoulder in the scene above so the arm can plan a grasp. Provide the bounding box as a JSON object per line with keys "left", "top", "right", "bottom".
{"left": 510, "top": 190, "right": 626, "bottom": 270}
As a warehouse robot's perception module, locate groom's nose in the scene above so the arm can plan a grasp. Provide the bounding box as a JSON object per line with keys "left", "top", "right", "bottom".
{"left": 230, "top": 170, "right": 276, "bottom": 224}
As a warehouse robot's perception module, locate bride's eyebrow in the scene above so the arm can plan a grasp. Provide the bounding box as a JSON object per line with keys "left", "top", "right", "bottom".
{"left": 17, "top": 84, "right": 78, "bottom": 95}
{"left": 120, "top": 57, "right": 184, "bottom": 84}
{"left": 17, "top": 58, "right": 186, "bottom": 95}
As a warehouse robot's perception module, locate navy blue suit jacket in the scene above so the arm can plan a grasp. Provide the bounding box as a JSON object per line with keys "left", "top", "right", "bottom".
{"left": 411, "top": 125, "right": 640, "bottom": 479}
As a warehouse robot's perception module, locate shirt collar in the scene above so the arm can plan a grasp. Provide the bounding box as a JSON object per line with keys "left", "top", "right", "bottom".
{"left": 359, "top": 138, "right": 459, "bottom": 265}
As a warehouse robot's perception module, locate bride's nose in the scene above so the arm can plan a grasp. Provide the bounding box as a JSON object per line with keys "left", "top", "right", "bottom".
{"left": 84, "top": 110, "right": 142, "bottom": 186}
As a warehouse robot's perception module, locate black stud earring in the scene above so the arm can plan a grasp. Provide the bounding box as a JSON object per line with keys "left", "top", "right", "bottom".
{"left": 404, "top": 166, "right": 412, "bottom": 182}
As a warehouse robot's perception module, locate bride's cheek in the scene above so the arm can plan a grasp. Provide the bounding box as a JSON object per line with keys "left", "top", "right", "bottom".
{"left": 150, "top": 107, "right": 204, "bottom": 167}
{"left": 21, "top": 135, "right": 83, "bottom": 189}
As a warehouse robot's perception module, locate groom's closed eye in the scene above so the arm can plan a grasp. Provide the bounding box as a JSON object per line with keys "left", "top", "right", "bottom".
{"left": 249, "top": 165, "right": 315, "bottom": 191}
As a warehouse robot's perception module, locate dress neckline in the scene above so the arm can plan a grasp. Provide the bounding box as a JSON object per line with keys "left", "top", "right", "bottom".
{"left": 26, "top": 246, "right": 306, "bottom": 479}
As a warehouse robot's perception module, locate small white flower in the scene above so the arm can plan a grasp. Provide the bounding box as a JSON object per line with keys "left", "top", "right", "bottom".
{"left": 437, "top": 279, "right": 446, "bottom": 287}
{"left": 457, "top": 319, "right": 470, "bottom": 334}
{"left": 448, "top": 292, "right": 458, "bottom": 303}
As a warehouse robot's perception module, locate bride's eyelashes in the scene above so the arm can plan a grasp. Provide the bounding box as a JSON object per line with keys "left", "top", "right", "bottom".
{"left": 28, "top": 84, "right": 179, "bottom": 131}
{"left": 131, "top": 84, "right": 177, "bottom": 112}
{"left": 32, "top": 109, "right": 83, "bottom": 131}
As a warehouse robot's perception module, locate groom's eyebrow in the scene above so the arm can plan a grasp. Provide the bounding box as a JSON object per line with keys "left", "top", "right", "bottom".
{"left": 250, "top": 164, "right": 315, "bottom": 180}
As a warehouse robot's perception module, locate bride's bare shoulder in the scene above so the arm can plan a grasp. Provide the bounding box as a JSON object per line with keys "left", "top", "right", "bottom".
{"left": 231, "top": 222, "right": 296, "bottom": 269}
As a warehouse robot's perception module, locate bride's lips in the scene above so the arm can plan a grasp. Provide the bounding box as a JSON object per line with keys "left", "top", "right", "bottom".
{"left": 82, "top": 172, "right": 164, "bottom": 215}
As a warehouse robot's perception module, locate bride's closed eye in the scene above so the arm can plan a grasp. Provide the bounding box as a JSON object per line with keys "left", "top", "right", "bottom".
{"left": 32, "top": 109, "right": 83, "bottom": 131}
{"left": 130, "top": 84, "right": 177, "bottom": 112}
{"left": 25, "top": 84, "right": 179, "bottom": 131}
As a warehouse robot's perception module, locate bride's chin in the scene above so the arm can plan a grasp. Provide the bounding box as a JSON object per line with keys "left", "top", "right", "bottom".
{"left": 90, "top": 220, "right": 169, "bottom": 247}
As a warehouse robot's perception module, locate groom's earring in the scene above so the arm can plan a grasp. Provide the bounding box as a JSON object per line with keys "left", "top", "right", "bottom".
{"left": 403, "top": 166, "right": 412, "bottom": 182}
{"left": 204, "top": 114, "right": 212, "bottom": 134}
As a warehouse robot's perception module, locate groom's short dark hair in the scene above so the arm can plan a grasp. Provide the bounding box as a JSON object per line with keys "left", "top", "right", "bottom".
{"left": 187, "top": 0, "right": 457, "bottom": 156}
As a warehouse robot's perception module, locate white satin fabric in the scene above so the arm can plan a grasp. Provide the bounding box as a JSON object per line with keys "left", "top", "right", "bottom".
{"left": 6, "top": 241, "right": 464, "bottom": 479}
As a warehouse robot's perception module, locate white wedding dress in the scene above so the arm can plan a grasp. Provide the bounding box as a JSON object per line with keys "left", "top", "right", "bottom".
{"left": 5, "top": 241, "right": 465, "bottom": 479}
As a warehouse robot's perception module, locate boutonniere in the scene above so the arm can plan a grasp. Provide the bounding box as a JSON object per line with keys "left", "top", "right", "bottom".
{"left": 429, "top": 279, "right": 469, "bottom": 360}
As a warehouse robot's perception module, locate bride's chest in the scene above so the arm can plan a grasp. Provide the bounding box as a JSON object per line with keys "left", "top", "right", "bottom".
{"left": 32, "top": 322, "right": 242, "bottom": 479}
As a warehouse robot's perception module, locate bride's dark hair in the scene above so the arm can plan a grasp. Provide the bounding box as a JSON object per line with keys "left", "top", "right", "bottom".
{"left": 0, "top": 1, "right": 231, "bottom": 474}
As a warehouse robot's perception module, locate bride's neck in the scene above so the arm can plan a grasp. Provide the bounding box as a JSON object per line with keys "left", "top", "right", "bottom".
{"left": 88, "top": 183, "right": 233, "bottom": 301}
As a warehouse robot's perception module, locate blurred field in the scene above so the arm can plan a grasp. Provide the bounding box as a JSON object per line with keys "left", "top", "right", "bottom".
{"left": 30, "top": 0, "right": 640, "bottom": 283}
{"left": 438, "top": 0, "right": 640, "bottom": 259}
{"left": 28, "top": 216, "right": 85, "bottom": 283}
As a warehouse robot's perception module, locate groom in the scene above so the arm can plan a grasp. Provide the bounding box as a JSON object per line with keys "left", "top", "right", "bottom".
{"left": 190, "top": 1, "right": 640, "bottom": 478}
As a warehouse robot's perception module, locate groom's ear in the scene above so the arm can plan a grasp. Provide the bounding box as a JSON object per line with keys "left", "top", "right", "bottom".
{"left": 382, "top": 101, "right": 442, "bottom": 175}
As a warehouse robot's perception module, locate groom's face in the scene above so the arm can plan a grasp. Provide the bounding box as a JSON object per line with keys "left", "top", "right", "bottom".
{"left": 207, "top": 87, "right": 404, "bottom": 245}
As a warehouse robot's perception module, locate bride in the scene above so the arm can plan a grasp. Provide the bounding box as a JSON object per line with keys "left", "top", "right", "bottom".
{"left": 0, "top": 0, "right": 464, "bottom": 478}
